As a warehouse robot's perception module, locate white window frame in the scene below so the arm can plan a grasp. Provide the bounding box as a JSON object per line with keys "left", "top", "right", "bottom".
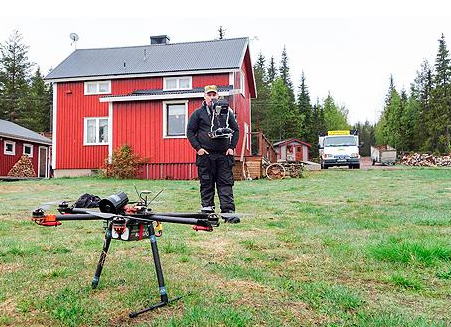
{"left": 4, "top": 140, "right": 15, "bottom": 155}
{"left": 23, "top": 143, "right": 33, "bottom": 157}
{"left": 83, "top": 117, "right": 109, "bottom": 145}
{"left": 162, "top": 100, "right": 188, "bottom": 139}
{"left": 84, "top": 81, "right": 111, "bottom": 95}
{"left": 240, "top": 70, "right": 245, "bottom": 97}
{"left": 163, "top": 76, "right": 192, "bottom": 91}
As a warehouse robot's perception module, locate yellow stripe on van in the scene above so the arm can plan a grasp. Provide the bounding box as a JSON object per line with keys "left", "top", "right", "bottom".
{"left": 327, "top": 130, "right": 350, "bottom": 136}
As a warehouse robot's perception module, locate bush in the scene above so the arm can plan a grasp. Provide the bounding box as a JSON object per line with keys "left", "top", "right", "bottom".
{"left": 102, "top": 145, "right": 142, "bottom": 179}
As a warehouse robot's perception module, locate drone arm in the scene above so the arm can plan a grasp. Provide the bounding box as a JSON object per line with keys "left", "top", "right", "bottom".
{"left": 147, "top": 215, "right": 214, "bottom": 227}
{"left": 32, "top": 213, "right": 104, "bottom": 226}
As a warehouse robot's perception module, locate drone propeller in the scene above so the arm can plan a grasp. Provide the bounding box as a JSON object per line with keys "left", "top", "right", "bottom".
{"left": 33, "top": 200, "right": 71, "bottom": 212}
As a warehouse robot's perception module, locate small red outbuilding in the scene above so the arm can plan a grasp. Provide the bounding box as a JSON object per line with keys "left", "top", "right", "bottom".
{"left": 273, "top": 138, "right": 311, "bottom": 162}
{"left": 0, "top": 120, "right": 52, "bottom": 178}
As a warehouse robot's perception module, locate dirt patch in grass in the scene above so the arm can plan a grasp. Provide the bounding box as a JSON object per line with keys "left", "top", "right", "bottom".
{"left": 0, "top": 262, "right": 23, "bottom": 273}
{"left": 0, "top": 298, "right": 17, "bottom": 317}
{"left": 0, "top": 183, "right": 51, "bottom": 195}
{"left": 188, "top": 236, "right": 236, "bottom": 263}
{"left": 220, "top": 279, "right": 276, "bottom": 304}
{"left": 283, "top": 300, "right": 330, "bottom": 326}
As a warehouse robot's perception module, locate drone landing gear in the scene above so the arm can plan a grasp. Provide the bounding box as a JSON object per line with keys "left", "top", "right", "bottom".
{"left": 91, "top": 221, "right": 181, "bottom": 318}
{"left": 129, "top": 223, "right": 182, "bottom": 318}
{"left": 92, "top": 222, "right": 112, "bottom": 289}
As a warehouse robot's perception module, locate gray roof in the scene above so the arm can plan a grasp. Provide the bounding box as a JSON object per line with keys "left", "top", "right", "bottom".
{"left": 46, "top": 37, "right": 249, "bottom": 80}
{"left": 0, "top": 120, "right": 52, "bottom": 145}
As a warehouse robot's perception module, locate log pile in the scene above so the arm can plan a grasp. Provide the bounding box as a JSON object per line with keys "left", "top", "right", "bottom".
{"left": 262, "top": 161, "right": 304, "bottom": 178}
{"left": 401, "top": 153, "right": 451, "bottom": 167}
{"left": 282, "top": 162, "right": 304, "bottom": 178}
{"left": 7, "top": 155, "right": 36, "bottom": 177}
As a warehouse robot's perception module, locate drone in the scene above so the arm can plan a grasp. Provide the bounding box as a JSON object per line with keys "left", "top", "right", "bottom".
{"left": 31, "top": 189, "right": 239, "bottom": 318}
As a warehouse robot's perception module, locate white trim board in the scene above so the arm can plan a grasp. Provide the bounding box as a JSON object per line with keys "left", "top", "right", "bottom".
{"left": 99, "top": 90, "right": 237, "bottom": 103}
{"left": 52, "top": 83, "right": 57, "bottom": 169}
{"left": 38, "top": 146, "right": 48, "bottom": 178}
{"left": 46, "top": 69, "right": 240, "bottom": 83}
{"left": 108, "top": 102, "right": 113, "bottom": 163}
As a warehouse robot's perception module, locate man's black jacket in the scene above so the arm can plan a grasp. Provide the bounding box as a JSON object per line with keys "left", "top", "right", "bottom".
{"left": 187, "top": 102, "right": 239, "bottom": 153}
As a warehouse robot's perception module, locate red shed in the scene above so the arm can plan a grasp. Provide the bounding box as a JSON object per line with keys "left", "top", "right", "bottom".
{"left": 45, "top": 36, "right": 256, "bottom": 179}
{"left": 273, "top": 138, "right": 311, "bottom": 162}
{"left": 0, "top": 120, "right": 52, "bottom": 178}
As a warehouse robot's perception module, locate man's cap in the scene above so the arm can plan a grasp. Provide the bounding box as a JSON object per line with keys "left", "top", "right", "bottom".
{"left": 204, "top": 85, "right": 218, "bottom": 94}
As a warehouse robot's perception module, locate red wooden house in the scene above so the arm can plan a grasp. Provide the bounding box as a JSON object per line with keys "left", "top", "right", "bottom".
{"left": 273, "top": 138, "right": 311, "bottom": 162}
{"left": 0, "top": 119, "right": 52, "bottom": 178}
{"left": 45, "top": 36, "right": 256, "bottom": 179}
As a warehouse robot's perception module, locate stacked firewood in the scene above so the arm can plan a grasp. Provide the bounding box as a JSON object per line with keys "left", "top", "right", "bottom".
{"left": 401, "top": 153, "right": 451, "bottom": 167}
{"left": 282, "top": 162, "right": 304, "bottom": 178}
{"left": 7, "top": 155, "right": 36, "bottom": 177}
{"left": 262, "top": 161, "right": 304, "bottom": 178}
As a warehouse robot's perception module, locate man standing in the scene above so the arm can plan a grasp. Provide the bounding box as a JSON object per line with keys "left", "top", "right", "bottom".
{"left": 187, "top": 85, "right": 240, "bottom": 223}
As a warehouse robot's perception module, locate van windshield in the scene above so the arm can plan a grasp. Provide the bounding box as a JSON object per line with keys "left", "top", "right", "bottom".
{"left": 324, "top": 136, "right": 356, "bottom": 147}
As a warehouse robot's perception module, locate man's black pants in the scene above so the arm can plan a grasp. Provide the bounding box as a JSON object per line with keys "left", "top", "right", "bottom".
{"left": 196, "top": 153, "right": 235, "bottom": 212}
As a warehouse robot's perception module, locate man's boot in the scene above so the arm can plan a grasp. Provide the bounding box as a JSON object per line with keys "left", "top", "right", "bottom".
{"left": 221, "top": 210, "right": 240, "bottom": 224}
{"left": 200, "top": 206, "right": 215, "bottom": 213}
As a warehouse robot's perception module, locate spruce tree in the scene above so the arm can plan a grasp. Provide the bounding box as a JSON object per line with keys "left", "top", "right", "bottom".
{"left": 252, "top": 52, "right": 270, "bottom": 133}
{"left": 410, "top": 59, "right": 433, "bottom": 150}
{"left": 308, "top": 99, "right": 327, "bottom": 158}
{"left": 265, "top": 78, "right": 301, "bottom": 141}
{"left": 267, "top": 56, "right": 277, "bottom": 85}
{"left": 429, "top": 33, "right": 451, "bottom": 152}
{"left": 279, "top": 46, "right": 294, "bottom": 100}
{"left": 323, "top": 94, "right": 350, "bottom": 130}
{"left": 385, "top": 87, "right": 401, "bottom": 149}
{"left": 434, "top": 33, "right": 451, "bottom": 88}
{"left": 377, "top": 75, "right": 401, "bottom": 149}
{"left": 296, "top": 71, "right": 312, "bottom": 141}
{"left": 23, "top": 67, "right": 52, "bottom": 132}
{"left": 0, "top": 30, "right": 33, "bottom": 123}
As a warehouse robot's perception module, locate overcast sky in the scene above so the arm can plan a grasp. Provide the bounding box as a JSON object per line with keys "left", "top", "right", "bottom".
{"left": 1, "top": 0, "right": 451, "bottom": 124}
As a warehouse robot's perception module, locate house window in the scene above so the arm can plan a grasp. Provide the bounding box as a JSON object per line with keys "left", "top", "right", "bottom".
{"left": 163, "top": 76, "right": 192, "bottom": 91}
{"left": 84, "top": 117, "right": 109, "bottom": 145}
{"left": 240, "top": 71, "right": 245, "bottom": 97}
{"left": 4, "top": 141, "right": 15, "bottom": 155}
{"left": 163, "top": 101, "right": 188, "bottom": 138}
{"left": 84, "top": 81, "right": 111, "bottom": 95}
{"left": 23, "top": 144, "right": 33, "bottom": 157}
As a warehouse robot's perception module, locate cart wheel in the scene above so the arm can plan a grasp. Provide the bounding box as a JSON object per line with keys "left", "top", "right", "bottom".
{"left": 266, "top": 163, "right": 286, "bottom": 180}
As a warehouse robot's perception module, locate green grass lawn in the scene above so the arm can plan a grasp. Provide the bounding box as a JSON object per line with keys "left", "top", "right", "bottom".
{"left": 1, "top": 168, "right": 451, "bottom": 326}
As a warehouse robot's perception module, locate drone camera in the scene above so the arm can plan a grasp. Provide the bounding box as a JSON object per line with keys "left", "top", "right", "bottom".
{"left": 99, "top": 192, "right": 129, "bottom": 214}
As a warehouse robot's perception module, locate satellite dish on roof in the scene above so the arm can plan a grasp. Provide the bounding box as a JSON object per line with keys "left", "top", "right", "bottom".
{"left": 69, "top": 33, "right": 79, "bottom": 49}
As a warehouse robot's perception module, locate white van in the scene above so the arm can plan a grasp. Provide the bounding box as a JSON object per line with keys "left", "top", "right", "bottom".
{"left": 318, "top": 130, "right": 361, "bottom": 169}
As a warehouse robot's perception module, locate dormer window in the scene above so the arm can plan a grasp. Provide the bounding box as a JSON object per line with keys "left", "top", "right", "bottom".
{"left": 163, "top": 76, "right": 192, "bottom": 91}
{"left": 84, "top": 81, "right": 111, "bottom": 95}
